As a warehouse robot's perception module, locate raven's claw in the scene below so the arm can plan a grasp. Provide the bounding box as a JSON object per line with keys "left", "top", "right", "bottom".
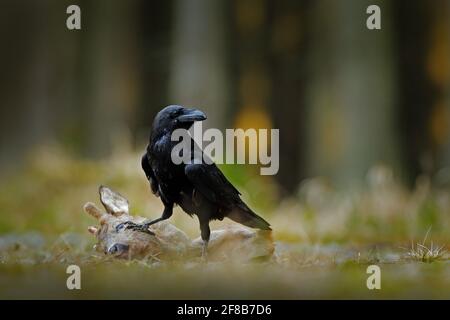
{"left": 116, "top": 221, "right": 155, "bottom": 235}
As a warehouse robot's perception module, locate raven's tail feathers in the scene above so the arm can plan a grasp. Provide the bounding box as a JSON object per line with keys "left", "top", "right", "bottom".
{"left": 227, "top": 207, "right": 271, "bottom": 231}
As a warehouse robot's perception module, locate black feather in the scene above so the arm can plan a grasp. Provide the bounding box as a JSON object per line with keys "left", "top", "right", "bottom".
{"left": 143, "top": 106, "right": 271, "bottom": 245}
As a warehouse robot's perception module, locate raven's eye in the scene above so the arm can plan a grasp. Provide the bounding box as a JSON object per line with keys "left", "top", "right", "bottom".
{"left": 170, "top": 110, "right": 182, "bottom": 120}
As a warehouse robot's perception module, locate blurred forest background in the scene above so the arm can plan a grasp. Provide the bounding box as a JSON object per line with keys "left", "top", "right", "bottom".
{"left": 1, "top": 0, "right": 450, "bottom": 231}
{"left": 2, "top": 0, "right": 450, "bottom": 191}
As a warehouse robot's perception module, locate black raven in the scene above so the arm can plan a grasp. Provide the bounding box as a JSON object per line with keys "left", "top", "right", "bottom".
{"left": 123, "top": 105, "right": 271, "bottom": 257}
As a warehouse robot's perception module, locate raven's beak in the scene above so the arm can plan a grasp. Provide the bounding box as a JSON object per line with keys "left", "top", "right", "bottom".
{"left": 177, "top": 108, "right": 207, "bottom": 123}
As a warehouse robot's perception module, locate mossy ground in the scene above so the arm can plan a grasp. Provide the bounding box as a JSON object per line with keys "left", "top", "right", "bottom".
{"left": 0, "top": 148, "right": 449, "bottom": 299}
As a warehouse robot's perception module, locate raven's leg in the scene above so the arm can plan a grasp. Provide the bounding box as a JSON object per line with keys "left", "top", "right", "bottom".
{"left": 199, "top": 220, "right": 210, "bottom": 260}
{"left": 117, "top": 203, "right": 173, "bottom": 234}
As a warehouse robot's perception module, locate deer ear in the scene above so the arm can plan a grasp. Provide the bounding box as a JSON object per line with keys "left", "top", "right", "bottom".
{"left": 84, "top": 202, "right": 103, "bottom": 219}
{"left": 99, "top": 185, "right": 129, "bottom": 216}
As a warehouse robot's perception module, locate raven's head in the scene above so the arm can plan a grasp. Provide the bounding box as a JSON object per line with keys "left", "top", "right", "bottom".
{"left": 152, "top": 105, "right": 207, "bottom": 135}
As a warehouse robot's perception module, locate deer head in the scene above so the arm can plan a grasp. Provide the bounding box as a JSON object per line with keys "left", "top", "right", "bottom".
{"left": 84, "top": 186, "right": 189, "bottom": 260}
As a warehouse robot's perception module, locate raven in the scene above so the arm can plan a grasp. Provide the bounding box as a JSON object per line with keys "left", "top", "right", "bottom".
{"left": 123, "top": 105, "right": 271, "bottom": 258}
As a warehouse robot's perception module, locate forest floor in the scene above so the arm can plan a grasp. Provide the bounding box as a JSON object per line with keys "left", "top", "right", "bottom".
{"left": 0, "top": 147, "right": 449, "bottom": 299}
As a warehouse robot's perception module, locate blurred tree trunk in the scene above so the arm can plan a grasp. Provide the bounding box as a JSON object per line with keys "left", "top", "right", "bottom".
{"left": 393, "top": 1, "right": 435, "bottom": 184}
{"left": 135, "top": 0, "right": 173, "bottom": 144}
{"left": 418, "top": 0, "right": 450, "bottom": 184}
{"left": 306, "top": 0, "right": 400, "bottom": 187}
{"left": 169, "top": 0, "right": 230, "bottom": 130}
{"left": 78, "top": 0, "right": 140, "bottom": 157}
{"left": 0, "top": 1, "right": 52, "bottom": 171}
{"left": 269, "top": 1, "right": 310, "bottom": 194}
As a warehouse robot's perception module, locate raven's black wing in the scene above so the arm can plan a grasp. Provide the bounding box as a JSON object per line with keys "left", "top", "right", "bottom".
{"left": 141, "top": 153, "right": 159, "bottom": 196}
{"left": 185, "top": 163, "right": 271, "bottom": 230}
